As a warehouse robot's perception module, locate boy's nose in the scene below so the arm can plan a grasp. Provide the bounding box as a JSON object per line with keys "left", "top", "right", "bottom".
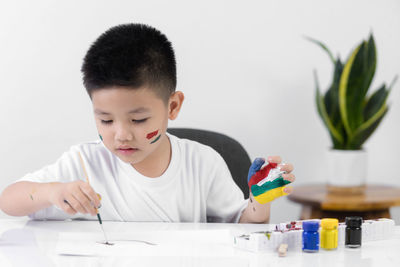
{"left": 115, "top": 125, "right": 134, "bottom": 142}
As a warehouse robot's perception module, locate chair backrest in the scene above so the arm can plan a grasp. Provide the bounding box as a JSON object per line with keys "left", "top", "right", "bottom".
{"left": 167, "top": 128, "right": 251, "bottom": 198}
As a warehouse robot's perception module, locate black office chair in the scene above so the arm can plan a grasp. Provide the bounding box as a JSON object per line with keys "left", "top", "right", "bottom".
{"left": 167, "top": 128, "right": 251, "bottom": 199}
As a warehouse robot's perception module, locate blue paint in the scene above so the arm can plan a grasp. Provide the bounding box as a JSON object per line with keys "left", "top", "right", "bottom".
{"left": 302, "top": 221, "right": 319, "bottom": 253}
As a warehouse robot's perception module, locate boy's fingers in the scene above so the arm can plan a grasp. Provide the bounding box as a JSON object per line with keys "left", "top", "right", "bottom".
{"left": 61, "top": 199, "right": 77, "bottom": 215}
{"left": 73, "top": 189, "right": 97, "bottom": 215}
{"left": 248, "top": 158, "right": 265, "bottom": 181}
{"left": 267, "top": 156, "right": 282, "bottom": 164}
{"left": 283, "top": 186, "right": 293, "bottom": 194}
{"left": 282, "top": 173, "right": 295, "bottom": 183}
{"left": 79, "top": 183, "right": 101, "bottom": 209}
{"left": 279, "top": 163, "right": 294, "bottom": 173}
{"left": 97, "top": 194, "right": 102, "bottom": 208}
{"left": 65, "top": 195, "right": 86, "bottom": 215}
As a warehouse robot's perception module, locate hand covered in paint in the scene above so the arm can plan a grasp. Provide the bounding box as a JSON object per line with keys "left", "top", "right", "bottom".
{"left": 247, "top": 156, "right": 295, "bottom": 204}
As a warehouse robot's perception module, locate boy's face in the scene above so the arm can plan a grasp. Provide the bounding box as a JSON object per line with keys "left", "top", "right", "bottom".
{"left": 91, "top": 87, "right": 182, "bottom": 166}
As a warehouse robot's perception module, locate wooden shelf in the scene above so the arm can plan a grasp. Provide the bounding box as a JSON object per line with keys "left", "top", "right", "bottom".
{"left": 287, "top": 184, "right": 400, "bottom": 221}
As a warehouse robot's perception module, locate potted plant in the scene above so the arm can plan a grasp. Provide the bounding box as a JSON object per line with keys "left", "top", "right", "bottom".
{"left": 308, "top": 34, "right": 397, "bottom": 193}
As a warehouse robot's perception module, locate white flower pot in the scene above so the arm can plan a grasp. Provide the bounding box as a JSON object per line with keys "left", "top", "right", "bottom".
{"left": 326, "top": 149, "right": 367, "bottom": 194}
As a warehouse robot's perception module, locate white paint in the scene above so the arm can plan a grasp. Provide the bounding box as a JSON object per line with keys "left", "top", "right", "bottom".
{"left": 257, "top": 167, "right": 286, "bottom": 186}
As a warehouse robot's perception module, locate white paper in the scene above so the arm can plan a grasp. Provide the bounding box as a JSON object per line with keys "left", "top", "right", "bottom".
{"left": 55, "top": 229, "right": 235, "bottom": 257}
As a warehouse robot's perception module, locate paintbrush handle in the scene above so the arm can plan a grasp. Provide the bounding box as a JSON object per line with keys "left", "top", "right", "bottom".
{"left": 77, "top": 152, "right": 101, "bottom": 212}
{"left": 97, "top": 213, "right": 103, "bottom": 224}
{"left": 78, "top": 152, "right": 90, "bottom": 183}
{"left": 77, "top": 153, "right": 109, "bottom": 243}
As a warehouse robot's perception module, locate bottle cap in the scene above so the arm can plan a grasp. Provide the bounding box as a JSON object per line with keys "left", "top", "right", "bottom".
{"left": 303, "top": 220, "right": 319, "bottom": 231}
{"left": 321, "top": 218, "right": 338, "bottom": 230}
{"left": 345, "top": 216, "right": 363, "bottom": 228}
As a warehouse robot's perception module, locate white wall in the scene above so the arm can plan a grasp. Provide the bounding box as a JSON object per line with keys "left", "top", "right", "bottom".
{"left": 0, "top": 0, "right": 399, "bottom": 223}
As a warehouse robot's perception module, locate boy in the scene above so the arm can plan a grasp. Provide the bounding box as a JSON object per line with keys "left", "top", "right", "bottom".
{"left": 0, "top": 24, "right": 295, "bottom": 223}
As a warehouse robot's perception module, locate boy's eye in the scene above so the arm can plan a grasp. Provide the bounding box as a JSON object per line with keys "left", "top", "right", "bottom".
{"left": 100, "top": 119, "right": 148, "bottom": 124}
{"left": 101, "top": 120, "right": 113, "bottom": 124}
{"left": 132, "top": 118, "right": 148, "bottom": 123}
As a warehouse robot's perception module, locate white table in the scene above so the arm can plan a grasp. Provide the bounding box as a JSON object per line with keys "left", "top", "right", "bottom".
{"left": 0, "top": 219, "right": 399, "bottom": 267}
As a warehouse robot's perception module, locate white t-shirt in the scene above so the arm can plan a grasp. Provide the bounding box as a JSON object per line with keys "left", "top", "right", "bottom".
{"left": 18, "top": 134, "right": 248, "bottom": 223}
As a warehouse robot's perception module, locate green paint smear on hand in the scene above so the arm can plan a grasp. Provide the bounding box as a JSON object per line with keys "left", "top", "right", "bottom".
{"left": 251, "top": 177, "right": 291, "bottom": 197}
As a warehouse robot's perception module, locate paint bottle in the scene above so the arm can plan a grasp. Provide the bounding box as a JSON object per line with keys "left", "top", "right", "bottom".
{"left": 320, "top": 218, "right": 338, "bottom": 250}
{"left": 345, "top": 216, "right": 362, "bottom": 248}
{"left": 302, "top": 220, "right": 319, "bottom": 252}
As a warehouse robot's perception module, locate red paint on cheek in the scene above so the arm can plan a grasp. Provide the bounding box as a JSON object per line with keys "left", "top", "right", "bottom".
{"left": 146, "top": 130, "right": 159, "bottom": 139}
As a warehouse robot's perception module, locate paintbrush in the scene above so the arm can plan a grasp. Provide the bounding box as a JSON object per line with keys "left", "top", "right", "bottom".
{"left": 78, "top": 152, "right": 112, "bottom": 245}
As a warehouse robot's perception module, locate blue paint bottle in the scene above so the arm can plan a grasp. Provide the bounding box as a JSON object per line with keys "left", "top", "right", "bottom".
{"left": 302, "top": 221, "right": 319, "bottom": 253}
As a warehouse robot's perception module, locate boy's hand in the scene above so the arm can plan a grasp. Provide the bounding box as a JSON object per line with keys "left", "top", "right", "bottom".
{"left": 48, "top": 181, "right": 101, "bottom": 216}
{"left": 247, "top": 156, "right": 295, "bottom": 204}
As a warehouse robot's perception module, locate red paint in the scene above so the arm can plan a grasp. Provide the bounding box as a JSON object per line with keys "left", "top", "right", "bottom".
{"left": 248, "top": 163, "right": 278, "bottom": 187}
{"left": 146, "top": 130, "right": 159, "bottom": 139}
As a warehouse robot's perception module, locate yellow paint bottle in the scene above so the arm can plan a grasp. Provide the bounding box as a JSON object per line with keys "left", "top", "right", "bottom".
{"left": 320, "top": 218, "right": 338, "bottom": 250}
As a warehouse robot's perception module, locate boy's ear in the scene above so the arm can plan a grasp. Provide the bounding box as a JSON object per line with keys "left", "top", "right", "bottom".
{"left": 168, "top": 91, "right": 184, "bottom": 120}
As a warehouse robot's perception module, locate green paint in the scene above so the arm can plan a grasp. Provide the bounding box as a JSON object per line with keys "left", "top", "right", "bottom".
{"left": 30, "top": 194, "right": 33, "bottom": 201}
{"left": 150, "top": 134, "right": 161, "bottom": 144}
{"left": 99, "top": 134, "right": 103, "bottom": 141}
{"left": 251, "top": 177, "right": 291, "bottom": 197}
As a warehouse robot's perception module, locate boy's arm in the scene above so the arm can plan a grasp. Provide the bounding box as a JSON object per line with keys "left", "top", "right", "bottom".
{"left": 0, "top": 181, "right": 100, "bottom": 217}
{"left": 0, "top": 181, "right": 56, "bottom": 216}
{"left": 239, "top": 156, "right": 295, "bottom": 223}
{"left": 239, "top": 193, "right": 271, "bottom": 223}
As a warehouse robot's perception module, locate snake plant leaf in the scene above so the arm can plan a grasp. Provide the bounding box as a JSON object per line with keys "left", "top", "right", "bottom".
{"left": 356, "top": 75, "right": 397, "bottom": 142}
{"left": 324, "top": 58, "right": 344, "bottom": 131}
{"left": 314, "top": 70, "right": 344, "bottom": 147}
{"left": 348, "top": 108, "right": 388, "bottom": 149}
{"left": 305, "top": 36, "right": 336, "bottom": 64}
{"left": 363, "top": 84, "right": 388, "bottom": 121}
{"left": 388, "top": 75, "right": 399, "bottom": 92}
{"left": 339, "top": 36, "right": 377, "bottom": 136}
{"left": 310, "top": 33, "right": 395, "bottom": 150}
{"left": 350, "top": 81, "right": 394, "bottom": 149}
{"left": 339, "top": 44, "right": 360, "bottom": 137}
{"left": 365, "top": 34, "right": 377, "bottom": 95}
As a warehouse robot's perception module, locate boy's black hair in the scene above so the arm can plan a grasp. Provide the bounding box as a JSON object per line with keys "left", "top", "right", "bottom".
{"left": 81, "top": 23, "right": 176, "bottom": 102}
